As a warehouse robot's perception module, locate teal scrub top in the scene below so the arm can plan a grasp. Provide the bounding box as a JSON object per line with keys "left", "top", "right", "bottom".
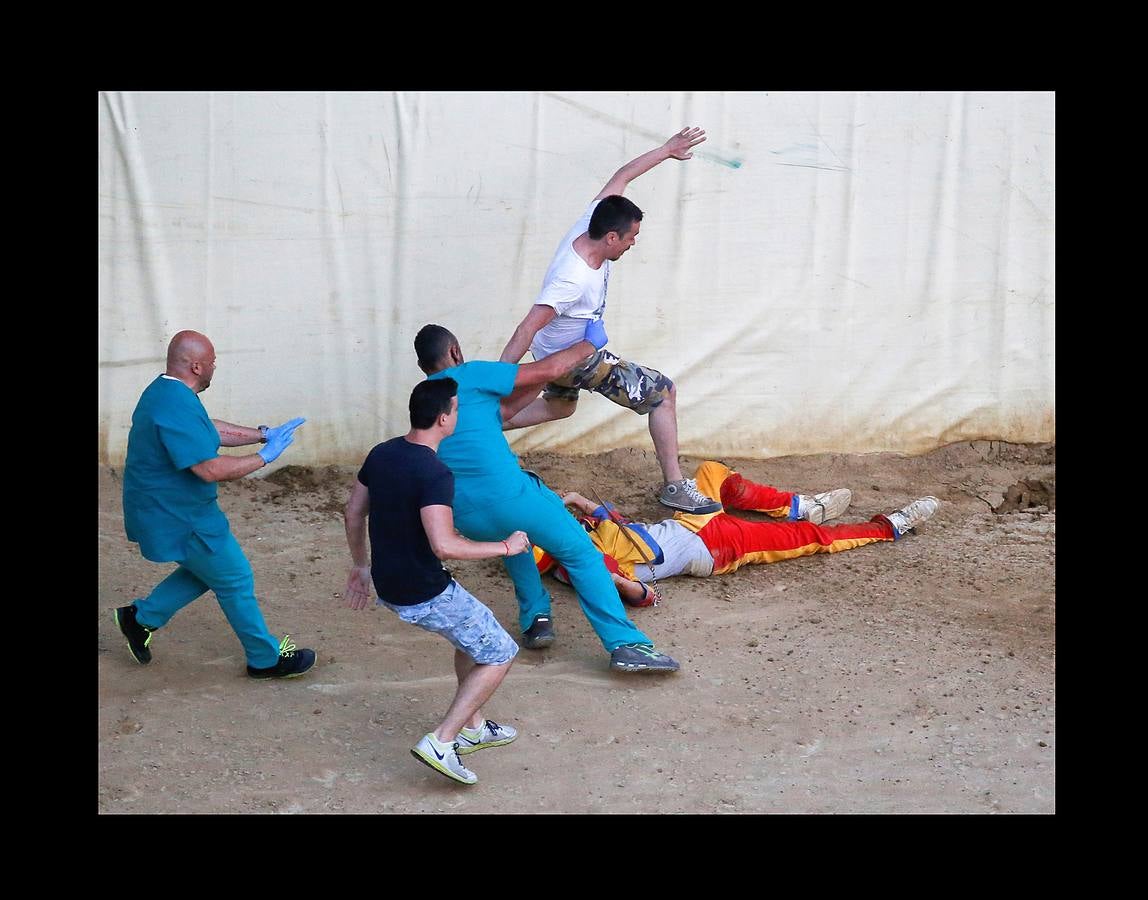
{"left": 429, "top": 361, "right": 525, "bottom": 510}
{"left": 122, "top": 376, "right": 230, "bottom": 562}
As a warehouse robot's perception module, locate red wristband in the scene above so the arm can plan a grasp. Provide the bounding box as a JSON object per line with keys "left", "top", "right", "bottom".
{"left": 502, "top": 540, "right": 510, "bottom": 556}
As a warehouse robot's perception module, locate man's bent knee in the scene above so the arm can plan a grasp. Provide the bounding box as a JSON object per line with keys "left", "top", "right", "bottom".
{"left": 593, "top": 358, "right": 675, "bottom": 416}
{"left": 547, "top": 397, "right": 578, "bottom": 419}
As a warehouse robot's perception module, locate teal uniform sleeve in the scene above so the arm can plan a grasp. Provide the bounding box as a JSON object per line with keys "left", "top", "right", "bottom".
{"left": 155, "top": 398, "right": 221, "bottom": 471}
{"left": 465, "top": 360, "right": 518, "bottom": 398}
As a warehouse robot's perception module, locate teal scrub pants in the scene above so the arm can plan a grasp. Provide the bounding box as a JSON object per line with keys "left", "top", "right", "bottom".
{"left": 133, "top": 531, "right": 281, "bottom": 668}
{"left": 453, "top": 473, "right": 649, "bottom": 652}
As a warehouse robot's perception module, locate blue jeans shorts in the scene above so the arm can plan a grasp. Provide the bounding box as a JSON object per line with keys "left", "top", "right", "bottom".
{"left": 381, "top": 579, "right": 518, "bottom": 665}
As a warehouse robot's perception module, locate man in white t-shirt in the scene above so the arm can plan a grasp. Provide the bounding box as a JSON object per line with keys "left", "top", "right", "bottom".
{"left": 499, "top": 126, "right": 722, "bottom": 515}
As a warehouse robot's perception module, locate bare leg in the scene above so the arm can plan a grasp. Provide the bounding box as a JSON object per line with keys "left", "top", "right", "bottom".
{"left": 647, "top": 383, "right": 683, "bottom": 483}
{"left": 500, "top": 385, "right": 543, "bottom": 423}
{"left": 503, "top": 395, "right": 578, "bottom": 431}
{"left": 433, "top": 650, "right": 513, "bottom": 742}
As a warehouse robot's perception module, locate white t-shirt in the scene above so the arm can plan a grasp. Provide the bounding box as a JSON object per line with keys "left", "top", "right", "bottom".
{"left": 530, "top": 200, "right": 608, "bottom": 360}
{"left": 641, "top": 520, "right": 715, "bottom": 580}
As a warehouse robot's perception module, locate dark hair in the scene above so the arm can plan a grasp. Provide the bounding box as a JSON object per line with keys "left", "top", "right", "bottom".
{"left": 588, "top": 195, "right": 643, "bottom": 240}
{"left": 409, "top": 378, "right": 458, "bottom": 429}
{"left": 414, "top": 323, "right": 457, "bottom": 370}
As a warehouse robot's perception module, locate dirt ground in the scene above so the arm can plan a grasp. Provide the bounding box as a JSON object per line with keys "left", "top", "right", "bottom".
{"left": 97, "top": 441, "right": 1055, "bottom": 814}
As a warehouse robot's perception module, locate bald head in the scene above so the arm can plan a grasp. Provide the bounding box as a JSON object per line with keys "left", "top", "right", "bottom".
{"left": 166, "top": 330, "right": 217, "bottom": 392}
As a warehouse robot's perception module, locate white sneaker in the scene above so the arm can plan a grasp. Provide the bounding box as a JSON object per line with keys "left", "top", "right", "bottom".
{"left": 410, "top": 732, "right": 477, "bottom": 784}
{"left": 455, "top": 719, "right": 518, "bottom": 755}
{"left": 798, "top": 488, "right": 852, "bottom": 525}
{"left": 659, "top": 478, "right": 722, "bottom": 514}
{"left": 886, "top": 496, "right": 939, "bottom": 538}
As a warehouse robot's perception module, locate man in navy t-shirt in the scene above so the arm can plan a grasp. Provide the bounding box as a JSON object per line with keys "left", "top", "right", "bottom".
{"left": 343, "top": 378, "right": 530, "bottom": 786}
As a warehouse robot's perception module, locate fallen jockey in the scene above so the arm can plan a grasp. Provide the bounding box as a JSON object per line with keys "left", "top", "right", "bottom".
{"left": 533, "top": 460, "right": 939, "bottom": 607}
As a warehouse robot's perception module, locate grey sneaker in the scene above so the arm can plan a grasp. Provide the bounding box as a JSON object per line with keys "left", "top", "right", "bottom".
{"left": 886, "top": 496, "right": 940, "bottom": 538}
{"left": 798, "top": 488, "right": 852, "bottom": 525}
{"left": 455, "top": 719, "right": 518, "bottom": 755}
{"left": 522, "top": 614, "right": 555, "bottom": 649}
{"left": 609, "top": 643, "right": 680, "bottom": 673}
{"left": 659, "top": 478, "right": 721, "bottom": 514}
{"left": 411, "top": 733, "right": 477, "bottom": 785}
{"left": 114, "top": 604, "right": 155, "bottom": 665}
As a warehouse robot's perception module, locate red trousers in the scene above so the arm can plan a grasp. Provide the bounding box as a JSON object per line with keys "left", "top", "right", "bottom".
{"left": 684, "top": 461, "right": 895, "bottom": 576}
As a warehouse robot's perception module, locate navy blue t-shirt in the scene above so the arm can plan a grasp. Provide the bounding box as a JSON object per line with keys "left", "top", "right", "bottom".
{"left": 358, "top": 436, "right": 454, "bottom": 605}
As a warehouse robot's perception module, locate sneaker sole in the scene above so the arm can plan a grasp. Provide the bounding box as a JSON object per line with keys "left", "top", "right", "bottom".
{"left": 247, "top": 662, "right": 316, "bottom": 679}
{"left": 247, "top": 670, "right": 312, "bottom": 679}
{"left": 247, "top": 654, "right": 317, "bottom": 679}
{"left": 455, "top": 734, "right": 517, "bottom": 755}
{"left": 610, "top": 661, "right": 680, "bottom": 673}
{"left": 658, "top": 498, "right": 722, "bottom": 514}
{"left": 114, "top": 608, "right": 152, "bottom": 665}
{"left": 410, "top": 747, "right": 477, "bottom": 784}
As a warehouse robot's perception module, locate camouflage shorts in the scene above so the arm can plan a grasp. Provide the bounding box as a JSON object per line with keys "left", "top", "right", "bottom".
{"left": 541, "top": 349, "right": 674, "bottom": 416}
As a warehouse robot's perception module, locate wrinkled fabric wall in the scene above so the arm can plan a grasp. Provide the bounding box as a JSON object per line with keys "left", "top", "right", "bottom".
{"left": 98, "top": 91, "right": 1054, "bottom": 465}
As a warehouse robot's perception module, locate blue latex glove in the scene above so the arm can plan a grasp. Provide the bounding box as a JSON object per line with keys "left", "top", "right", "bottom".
{"left": 591, "top": 501, "right": 616, "bottom": 520}
{"left": 265, "top": 417, "right": 306, "bottom": 443}
{"left": 258, "top": 422, "right": 302, "bottom": 464}
{"left": 584, "top": 318, "right": 608, "bottom": 350}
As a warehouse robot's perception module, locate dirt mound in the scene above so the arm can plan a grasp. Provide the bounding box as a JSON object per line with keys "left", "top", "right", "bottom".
{"left": 263, "top": 464, "right": 347, "bottom": 493}
{"left": 994, "top": 478, "right": 1056, "bottom": 513}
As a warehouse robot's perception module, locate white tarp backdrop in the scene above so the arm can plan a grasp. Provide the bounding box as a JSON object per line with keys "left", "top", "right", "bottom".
{"left": 99, "top": 91, "right": 1054, "bottom": 466}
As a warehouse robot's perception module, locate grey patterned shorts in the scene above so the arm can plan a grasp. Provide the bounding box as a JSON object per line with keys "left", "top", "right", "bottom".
{"left": 541, "top": 350, "right": 674, "bottom": 416}
{"left": 381, "top": 580, "right": 518, "bottom": 665}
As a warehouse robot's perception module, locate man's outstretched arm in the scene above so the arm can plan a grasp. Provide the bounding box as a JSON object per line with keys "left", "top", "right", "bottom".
{"left": 593, "top": 127, "right": 706, "bottom": 200}
{"left": 500, "top": 304, "right": 557, "bottom": 363}
{"left": 512, "top": 337, "right": 596, "bottom": 389}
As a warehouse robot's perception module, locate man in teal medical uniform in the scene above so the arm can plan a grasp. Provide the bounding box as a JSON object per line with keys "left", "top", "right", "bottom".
{"left": 115, "top": 330, "right": 316, "bottom": 679}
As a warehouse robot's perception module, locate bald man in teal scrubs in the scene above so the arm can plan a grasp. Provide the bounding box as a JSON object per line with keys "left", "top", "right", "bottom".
{"left": 115, "top": 330, "right": 316, "bottom": 679}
